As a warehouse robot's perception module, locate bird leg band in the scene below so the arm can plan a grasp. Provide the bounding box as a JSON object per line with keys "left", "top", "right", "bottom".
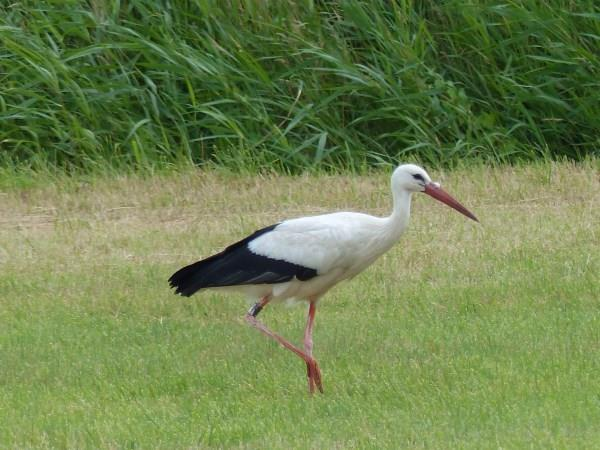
{"left": 248, "top": 302, "right": 263, "bottom": 317}
{"left": 247, "top": 296, "right": 270, "bottom": 318}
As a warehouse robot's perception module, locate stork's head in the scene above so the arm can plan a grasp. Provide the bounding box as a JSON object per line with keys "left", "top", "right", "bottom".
{"left": 392, "top": 164, "right": 478, "bottom": 222}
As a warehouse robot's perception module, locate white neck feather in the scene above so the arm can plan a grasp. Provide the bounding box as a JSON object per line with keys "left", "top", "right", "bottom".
{"left": 384, "top": 188, "right": 412, "bottom": 240}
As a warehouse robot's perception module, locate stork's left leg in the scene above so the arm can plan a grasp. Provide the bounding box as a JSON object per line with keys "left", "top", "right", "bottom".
{"left": 304, "top": 301, "right": 323, "bottom": 393}
{"left": 245, "top": 296, "right": 324, "bottom": 394}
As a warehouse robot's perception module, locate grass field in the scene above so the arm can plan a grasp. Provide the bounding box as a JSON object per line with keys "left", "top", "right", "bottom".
{"left": 1, "top": 161, "right": 599, "bottom": 448}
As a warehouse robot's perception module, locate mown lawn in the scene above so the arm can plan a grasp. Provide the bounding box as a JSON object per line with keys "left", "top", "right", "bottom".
{"left": 0, "top": 162, "right": 599, "bottom": 448}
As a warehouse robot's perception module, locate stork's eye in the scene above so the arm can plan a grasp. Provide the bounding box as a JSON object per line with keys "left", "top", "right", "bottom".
{"left": 412, "top": 173, "right": 425, "bottom": 182}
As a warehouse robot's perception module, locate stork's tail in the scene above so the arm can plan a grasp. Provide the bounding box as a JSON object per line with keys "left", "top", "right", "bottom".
{"left": 168, "top": 223, "right": 317, "bottom": 297}
{"left": 168, "top": 259, "right": 210, "bottom": 297}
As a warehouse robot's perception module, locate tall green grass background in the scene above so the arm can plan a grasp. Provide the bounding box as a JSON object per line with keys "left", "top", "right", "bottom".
{"left": 1, "top": 0, "right": 599, "bottom": 174}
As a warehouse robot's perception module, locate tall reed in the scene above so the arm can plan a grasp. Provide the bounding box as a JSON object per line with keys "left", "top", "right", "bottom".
{"left": 1, "top": 0, "right": 598, "bottom": 173}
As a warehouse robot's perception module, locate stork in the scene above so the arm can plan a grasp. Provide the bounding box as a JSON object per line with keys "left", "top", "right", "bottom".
{"left": 169, "top": 164, "right": 478, "bottom": 394}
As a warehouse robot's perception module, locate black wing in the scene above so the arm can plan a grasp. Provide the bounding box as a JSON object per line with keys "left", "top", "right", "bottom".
{"left": 168, "top": 224, "right": 318, "bottom": 297}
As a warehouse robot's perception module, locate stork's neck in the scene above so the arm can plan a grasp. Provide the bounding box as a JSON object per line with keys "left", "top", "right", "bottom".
{"left": 385, "top": 188, "right": 412, "bottom": 237}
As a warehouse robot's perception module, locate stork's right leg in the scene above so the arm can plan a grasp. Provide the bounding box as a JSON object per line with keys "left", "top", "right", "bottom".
{"left": 304, "top": 301, "right": 323, "bottom": 393}
{"left": 245, "top": 296, "right": 323, "bottom": 394}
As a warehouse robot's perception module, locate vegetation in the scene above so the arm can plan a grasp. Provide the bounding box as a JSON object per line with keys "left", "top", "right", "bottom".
{"left": 1, "top": 162, "right": 599, "bottom": 448}
{"left": 1, "top": 1, "right": 599, "bottom": 174}
{"left": 2, "top": 2, "right": 599, "bottom": 447}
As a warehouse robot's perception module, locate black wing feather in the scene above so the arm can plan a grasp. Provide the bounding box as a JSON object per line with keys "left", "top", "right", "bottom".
{"left": 168, "top": 224, "right": 318, "bottom": 297}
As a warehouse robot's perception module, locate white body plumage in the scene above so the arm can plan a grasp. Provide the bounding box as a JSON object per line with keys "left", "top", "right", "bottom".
{"left": 242, "top": 210, "right": 408, "bottom": 302}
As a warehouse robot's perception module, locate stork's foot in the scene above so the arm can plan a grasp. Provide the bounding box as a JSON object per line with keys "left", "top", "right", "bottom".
{"left": 306, "top": 358, "right": 324, "bottom": 394}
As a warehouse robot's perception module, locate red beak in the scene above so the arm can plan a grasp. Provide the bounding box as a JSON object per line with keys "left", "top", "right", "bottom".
{"left": 424, "top": 183, "right": 479, "bottom": 222}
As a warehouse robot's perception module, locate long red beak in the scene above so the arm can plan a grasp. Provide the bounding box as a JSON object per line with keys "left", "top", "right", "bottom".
{"left": 424, "top": 183, "right": 479, "bottom": 222}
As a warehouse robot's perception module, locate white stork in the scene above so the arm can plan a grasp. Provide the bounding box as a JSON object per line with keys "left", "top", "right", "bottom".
{"left": 169, "top": 164, "right": 478, "bottom": 394}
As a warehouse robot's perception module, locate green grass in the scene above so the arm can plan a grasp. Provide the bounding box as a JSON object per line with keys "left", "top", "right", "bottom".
{"left": 1, "top": 0, "right": 599, "bottom": 174}
{"left": 1, "top": 161, "right": 599, "bottom": 448}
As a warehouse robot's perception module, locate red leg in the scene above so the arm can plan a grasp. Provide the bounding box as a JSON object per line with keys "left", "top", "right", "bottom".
{"left": 245, "top": 296, "right": 323, "bottom": 394}
{"left": 304, "top": 301, "right": 323, "bottom": 393}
